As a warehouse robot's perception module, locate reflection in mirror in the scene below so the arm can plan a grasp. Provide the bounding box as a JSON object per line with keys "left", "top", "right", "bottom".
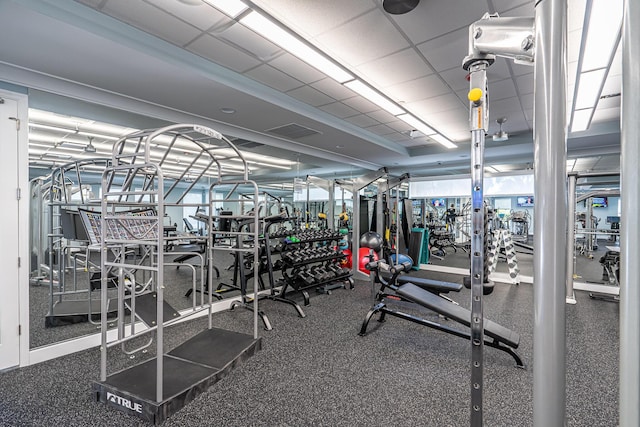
{"left": 27, "top": 92, "right": 305, "bottom": 349}
{"left": 28, "top": 97, "right": 173, "bottom": 348}
{"left": 572, "top": 178, "right": 621, "bottom": 301}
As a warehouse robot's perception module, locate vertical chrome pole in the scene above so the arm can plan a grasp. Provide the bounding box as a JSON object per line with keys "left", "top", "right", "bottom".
{"left": 352, "top": 185, "right": 361, "bottom": 277}
{"left": 467, "top": 60, "right": 489, "bottom": 427}
{"left": 328, "top": 180, "right": 335, "bottom": 230}
{"left": 566, "top": 173, "right": 576, "bottom": 304}
{"left": 620, "top": 0, "right": 640, "bottom": 424}
{"left": 533, "top": 0, "right": 567, "bottom": 425}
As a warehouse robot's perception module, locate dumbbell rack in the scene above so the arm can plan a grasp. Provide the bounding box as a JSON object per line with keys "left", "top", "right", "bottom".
{"left": 272, "top": 230, "right": 354, "bottom": 308}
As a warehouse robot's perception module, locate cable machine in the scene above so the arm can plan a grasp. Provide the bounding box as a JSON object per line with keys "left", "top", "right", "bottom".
{"left": 335, "top": 167, "right": 387, "bottom": 280}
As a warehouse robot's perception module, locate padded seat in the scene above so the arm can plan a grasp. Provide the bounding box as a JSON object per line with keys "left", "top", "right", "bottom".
{"left": 396, "top": 276, "right": 463, "bottom": 294}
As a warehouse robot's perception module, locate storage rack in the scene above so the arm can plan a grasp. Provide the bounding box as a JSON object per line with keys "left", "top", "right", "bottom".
{"left": 273, "top": 229, "right": 354, "bottom": 307}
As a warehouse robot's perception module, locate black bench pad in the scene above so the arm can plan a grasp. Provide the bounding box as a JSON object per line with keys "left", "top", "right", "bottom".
{"left": 396, "top": 283, "right": 520, "bottom": 348}
{"left": 397, "top": 276, "right": 463, "bottom": 294}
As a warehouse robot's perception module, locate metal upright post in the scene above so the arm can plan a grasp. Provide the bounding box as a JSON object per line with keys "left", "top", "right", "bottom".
{"left": 620, "top": 0, "right": 640, "bottom": 424}
{"left": 328, "top": 180, "right": 335, "bottom": 230}
{"left": 566, "top": 174, "right": 576, "bottom": 304}
{"left": 533, "top": 0, "right": 567, "bottom": 425}
{"left": 466, "top": 60, "right": 490, "bottom": 427}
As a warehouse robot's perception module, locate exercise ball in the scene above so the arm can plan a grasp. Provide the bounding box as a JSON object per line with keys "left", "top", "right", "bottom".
{"left": 358, "top": 247, "right": 379, "bottom": 274}
{"left": 359, "top": 231, "right": 383, "bottom": 252}
{"left": 390, "top": 253, "right": 413, "bottom": 269}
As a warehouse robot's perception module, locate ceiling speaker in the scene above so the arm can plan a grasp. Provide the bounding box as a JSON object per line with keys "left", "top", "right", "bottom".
{"left": 383, "top": 0, "right": 420, "bottom": 15}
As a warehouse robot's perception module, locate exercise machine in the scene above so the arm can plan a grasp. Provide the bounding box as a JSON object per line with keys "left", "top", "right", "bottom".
{"left": 358, "top": 232, "right": 524, "bottom": 368}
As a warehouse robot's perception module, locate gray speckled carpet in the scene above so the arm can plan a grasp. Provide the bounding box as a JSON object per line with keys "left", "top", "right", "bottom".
{"left": 4, "top": 268, "right": 619, "bottom": 426}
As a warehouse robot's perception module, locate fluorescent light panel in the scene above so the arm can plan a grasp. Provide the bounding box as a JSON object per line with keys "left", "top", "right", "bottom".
{"left": 240, "top": 11, "right": 353, "bottom": 83}
{"left": 581, "top": 0, "right": 623, "bottom": 71}
{"left": 396, "top": 113, "right": 436, "bottom": 136}
{"left": 570, "top": 0, "right": 623, "bottom": 132}
{"left": 429, "top": 133, "right": 457, "bottom": 149}
{"left": 202, "top": 0, "right": 247, "bottom": 18}
{"left": 574, "top": 69, "right": 607, "bottom": 109}
{"left": 571, "top": 108, "right": 593, "bottom": 132}
{"left": 344, "top": 80, "right": 404, "bottom": 116}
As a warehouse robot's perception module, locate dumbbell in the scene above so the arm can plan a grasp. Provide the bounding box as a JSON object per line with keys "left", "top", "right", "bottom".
{"left": 325, "top": 263, "right": 345, "bottom": 277}
{"left": 297, "top": 268, "right": 316, "bottom": 285}
{"left": 309, "top": 265, "right": 332, "bottom": 282}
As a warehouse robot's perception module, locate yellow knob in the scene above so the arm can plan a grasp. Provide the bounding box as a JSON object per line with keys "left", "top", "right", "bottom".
{"left": 468, "top": 88, "right": 483, "bottom": 102}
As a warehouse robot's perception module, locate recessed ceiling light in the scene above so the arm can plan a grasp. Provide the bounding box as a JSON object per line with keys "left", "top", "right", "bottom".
{"left": 220, "top": 107, "right": 236, "bottom": 114}
{"left": 335, "top": 145, "right": 344, "bottom": 149}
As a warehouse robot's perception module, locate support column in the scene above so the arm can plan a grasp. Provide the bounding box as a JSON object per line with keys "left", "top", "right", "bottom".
{"left": 533, "top": 0, "right": 567, "bottom": 426}
{"left": 566, "top": 174, "right": 576, "bottom": 304}
{"left": 619, "top": 0, "right": 640, "bottom": 424}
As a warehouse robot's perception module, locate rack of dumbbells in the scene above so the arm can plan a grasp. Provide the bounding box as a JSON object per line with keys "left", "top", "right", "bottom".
{"left": 272, "top": 229, "right": 354, "bottom": 307}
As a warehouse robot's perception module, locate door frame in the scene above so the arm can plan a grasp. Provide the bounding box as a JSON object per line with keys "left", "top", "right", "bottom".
{"left": 0, "top": 88, "right": 29, "bottom": 370}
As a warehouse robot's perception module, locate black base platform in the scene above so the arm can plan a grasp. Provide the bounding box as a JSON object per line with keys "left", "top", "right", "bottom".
{"left": 45, "top": 298, "right": 118, "bottom": 327}
{"left": 93, "top": 327, "right": 261, "bottom": 424}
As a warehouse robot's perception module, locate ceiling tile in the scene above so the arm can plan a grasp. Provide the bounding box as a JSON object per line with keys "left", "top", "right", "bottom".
{"left": 515, "top": 72, "right": 534, "bottom": 95}
{"left": 385, "top": 120, "right": 414, "bottom": 133}
{"left": 316, "top": 10, "right": 410, "bottom": 67}
{"left": 310, "top": 78, "right": 357, "bottom": 101}
{"left": 286, "top": 85, "right": 335, "bottom": 106}
{"left": 511, "top": 62, "right": 534, "bottom": 77}
{"left": 318, "top": 102, "right": 360, "bottom": 119}
{"left": 103, "top": 0, "right": 201, "bottom": 46}
{"left": 388, "top": 0, "right": 488, "bottom": 44}
{"left": 426, "top": 106, "right": 468, "bottom": 130}
{"left": 439, "top": 67, "right": 470, "bottom": 91}
{"left": 345, "top": 114, "right": 379, "bottom": 128}
{"left": 592, "top": 107, "right": 620, "bottom": 124}
{"left": 490, "top": 97, "right": 525, "bottom": 121}
{"left": 186, "top": 33, "right": 261, "bottom": 72}
{"left": 486, "top": 58, "right": 513, "bottom": 82}
{"left": 356, "top": 48, "right": 434, "bottom": 88}
{"left": 597, "top": 96, "right": 620, "bottom": 110}
{"left": 365, "top": 123, "right": 396, "bottom": 136}
{"left": 146, "top": 0, "right": 229, "bottom": 31}
{"left": 215, "top": 22, "right": 282, "bottom": 61}
{"left": 492, "top": 0, "right": 534, "bottom": 13}
{"left": 405, "top": 93, "right": 464, "bottom": 117}
{"left": 490, "top": 78, "right": 518, "bottom": 101}
{"left": 385, "top": 74, "right": 450, "bottom": 104}
{"left": 416, "top": 27, "right": 468, "bottom": 72}
{"left": 251, "top": 0, "right": 376, "bottom": 39}
{"left": 366, "top": 109, "right": 399, "bottom": 124}
{"left": 245, "top": 64, "right": 305, "bottom": 92}
{"left": 498, "top": 1, "right": 535, "bottom": 17}
{"left": 342, "top": 96, "right": 381, "bottom": 114}
{"left": 268, "top": 53, "right": 326, "bottom": 84}
{"left": 520, "top": 93, "right": 534, "bottom": 111}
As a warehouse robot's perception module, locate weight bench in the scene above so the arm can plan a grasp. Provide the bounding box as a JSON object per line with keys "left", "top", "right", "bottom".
{"left": 396, "top": 275, "right": 463, "bottom": 294}
{"left": 359, "top": 260, "right": 524, "bottom": 367}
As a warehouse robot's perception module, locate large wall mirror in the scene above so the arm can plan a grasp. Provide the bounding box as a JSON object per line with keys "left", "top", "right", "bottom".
{"left": 27, "top": 90, "right": 302, "bottom": 350}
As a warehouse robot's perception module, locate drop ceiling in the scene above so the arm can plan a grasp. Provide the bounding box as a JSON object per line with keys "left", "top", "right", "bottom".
{"left": 0, "top": 0, "right": 622, "bottom": 183}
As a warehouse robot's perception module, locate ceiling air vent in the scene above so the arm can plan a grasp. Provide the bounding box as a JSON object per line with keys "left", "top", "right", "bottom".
{"left": 266, "top": 123, "right": 322, "bottom": 139}
{"left": 232, "top": 139, "right": 264, "bottom": 149}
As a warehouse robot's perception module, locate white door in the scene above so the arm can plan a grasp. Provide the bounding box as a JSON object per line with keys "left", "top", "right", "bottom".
{"left": 0, "top": 97, "right": 20, "bottom": 370}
